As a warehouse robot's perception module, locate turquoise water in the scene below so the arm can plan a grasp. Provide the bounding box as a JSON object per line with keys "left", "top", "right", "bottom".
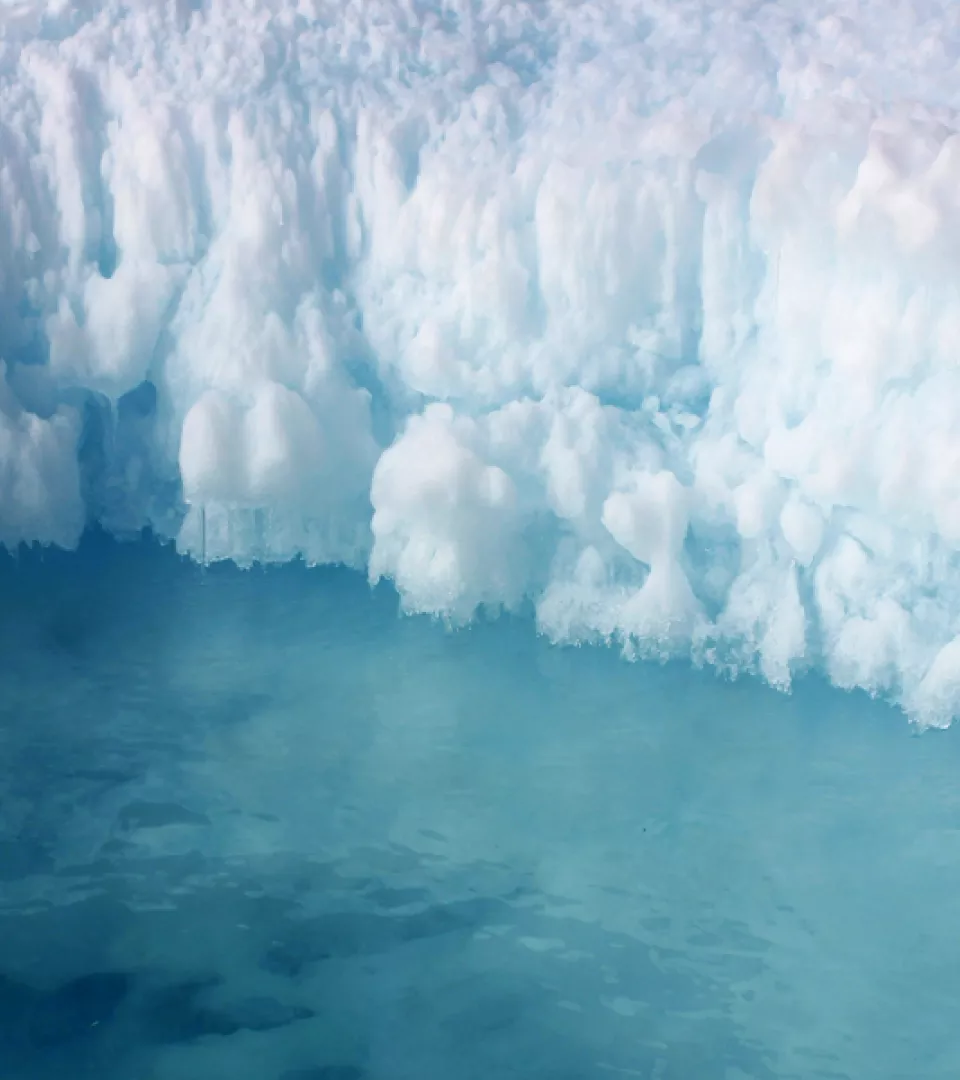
{"left": 1, "top": 536, "right": 959, "bottom": 1080}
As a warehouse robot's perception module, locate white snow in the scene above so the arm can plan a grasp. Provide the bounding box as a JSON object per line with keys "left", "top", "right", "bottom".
{"left": 2, "top": 0, "right": 960, "bottom": 722}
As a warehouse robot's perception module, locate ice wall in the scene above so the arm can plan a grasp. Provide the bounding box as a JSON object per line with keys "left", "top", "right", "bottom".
{"left": 3, "top": 0, "right": 960, "bottom": 723}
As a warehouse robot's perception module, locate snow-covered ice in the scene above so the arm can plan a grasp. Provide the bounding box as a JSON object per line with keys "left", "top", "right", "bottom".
{"left": 3, "top": 0, "right": 960, "bottom": 719}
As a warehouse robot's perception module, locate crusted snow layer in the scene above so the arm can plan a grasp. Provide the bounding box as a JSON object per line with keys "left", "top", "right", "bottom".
{"left": 3, "top": 0, "right": 960, "bottom": 723}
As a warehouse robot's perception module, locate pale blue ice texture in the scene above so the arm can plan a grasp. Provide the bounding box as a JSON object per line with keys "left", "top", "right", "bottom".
{"left": 3, "top": 2, "right": 960, "bottom": 720}
{"left": 2, "top": 536, "right": 960, "bottom": 1080}
{"left": 3, "top": 3, "right": 960, "bottom": 1074}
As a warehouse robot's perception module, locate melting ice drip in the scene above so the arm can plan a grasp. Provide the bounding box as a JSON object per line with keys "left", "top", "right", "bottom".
{"left": 2, "top": 0, "right": 960, "bottom": 723}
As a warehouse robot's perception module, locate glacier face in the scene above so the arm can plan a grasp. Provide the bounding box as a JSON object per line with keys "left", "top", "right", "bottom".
{"left": 3, "top": 0, "right": 960, "bottom": 722}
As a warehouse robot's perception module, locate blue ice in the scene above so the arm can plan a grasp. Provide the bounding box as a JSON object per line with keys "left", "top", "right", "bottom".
{"left": 3, "top": 1, "right": 960, "bottom": 720}
{"left": 3, "top": 3, "right": 960, "bottom": 1077}
{"left": 2, "top": 536, "right": 959, "bottom": 1080}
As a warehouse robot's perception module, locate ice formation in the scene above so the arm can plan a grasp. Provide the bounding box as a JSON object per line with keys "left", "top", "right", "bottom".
{"left": 2, "top": 0, "right": 960, "bottom": 723}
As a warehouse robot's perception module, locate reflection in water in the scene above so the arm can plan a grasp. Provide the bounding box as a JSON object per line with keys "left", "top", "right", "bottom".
{"left": 0, "top": 534, "right": 959, "bottom": 1079}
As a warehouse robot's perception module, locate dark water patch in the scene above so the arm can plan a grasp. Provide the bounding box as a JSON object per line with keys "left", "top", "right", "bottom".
{"left": 118, "top": 800, "right": 211, "bottom": 832}
{"left": 281, "top": 1068, "right": 365, "bottom": 1080}
{"left": 142, "top": 978, "right": 313, "bottom": 1043}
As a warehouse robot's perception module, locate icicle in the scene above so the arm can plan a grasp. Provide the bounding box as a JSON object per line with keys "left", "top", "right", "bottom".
{"left": 200, "top": 504, "right": 207, "bottom": 575}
